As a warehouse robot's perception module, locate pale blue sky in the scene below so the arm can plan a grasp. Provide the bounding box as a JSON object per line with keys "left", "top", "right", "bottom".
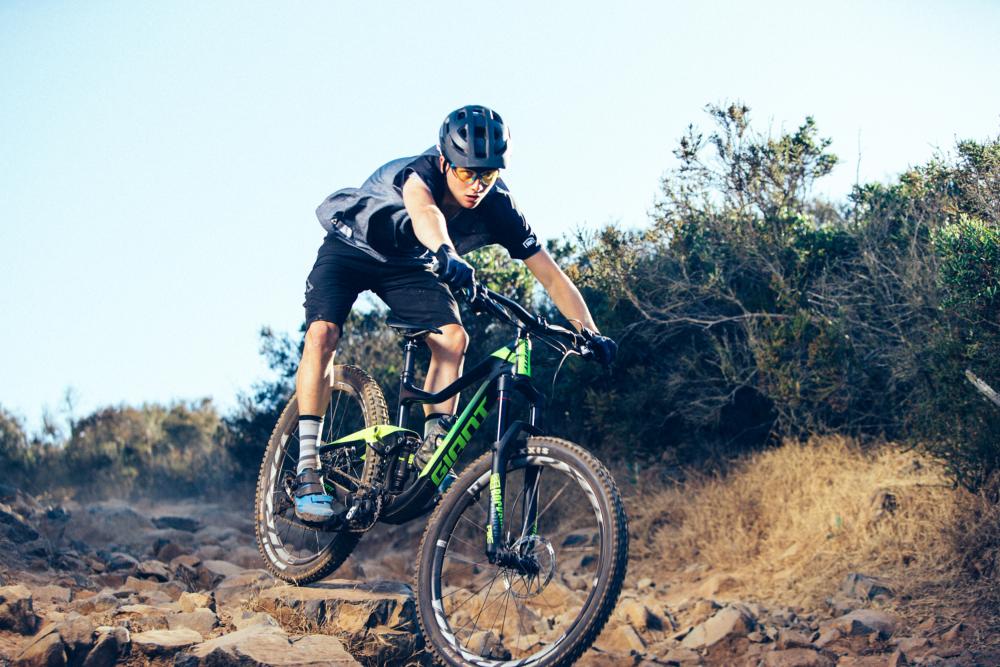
{"left": 2, "top": 1, "right": 999, "bottom": 431}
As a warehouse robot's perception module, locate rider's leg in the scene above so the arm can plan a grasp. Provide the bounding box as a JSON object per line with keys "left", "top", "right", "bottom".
{"left": 293, "top": 321, "right": 343, "bottom": 522}
{"left": 417, "top": 325, "right": 468, "bottom": 490}
{"left": 423, "top": 323, "right": 469, "bottom": 419}
{"left": 375, "top": 265, "right": 463, "bottom": 485}
{"left": 296, "top": 321, "right": 340, "bottom": 470}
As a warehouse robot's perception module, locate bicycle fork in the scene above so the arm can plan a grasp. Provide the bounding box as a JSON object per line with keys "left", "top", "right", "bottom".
{"left": 486, "top": 372, "right": 544, "bottom": 569}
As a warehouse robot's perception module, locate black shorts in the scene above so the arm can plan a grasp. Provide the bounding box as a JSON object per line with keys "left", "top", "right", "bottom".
{"left": 303, "top": 235, "right": 462, "bottom": 330}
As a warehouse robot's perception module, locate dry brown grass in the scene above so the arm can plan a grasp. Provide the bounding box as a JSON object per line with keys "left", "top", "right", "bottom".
{"left": 628, "top": 436, "right": 1000, "bottom": 626}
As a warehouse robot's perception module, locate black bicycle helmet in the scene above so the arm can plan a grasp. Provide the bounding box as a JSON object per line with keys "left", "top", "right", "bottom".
{"left": 438, "top": 105, "right": 509, "bottom": 169}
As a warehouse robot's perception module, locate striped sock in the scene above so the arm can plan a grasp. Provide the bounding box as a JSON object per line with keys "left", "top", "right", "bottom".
{"left": 297, "top": 415, "right": 322, "bottom": 475}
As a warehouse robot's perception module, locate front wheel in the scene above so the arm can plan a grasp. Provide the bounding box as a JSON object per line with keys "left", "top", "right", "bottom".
{"left": 416, "top": 437, "right": 628, "bottom": 667}
{"left": 254, "top": 364, "right": 388, "bottom": 584}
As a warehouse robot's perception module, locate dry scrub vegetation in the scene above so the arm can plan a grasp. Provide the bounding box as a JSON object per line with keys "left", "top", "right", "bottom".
{"left": 628, "top": 436, "right": 1000, "bottom": 626}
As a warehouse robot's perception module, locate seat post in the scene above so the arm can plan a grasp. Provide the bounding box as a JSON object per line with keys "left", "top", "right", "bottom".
{"left": 397, "top": 338, "right": 422, "bottom": 428}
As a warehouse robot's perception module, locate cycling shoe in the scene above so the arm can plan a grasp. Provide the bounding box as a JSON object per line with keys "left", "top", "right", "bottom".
{"left": 293, "top": 468, "right": 344, "bottom": 523}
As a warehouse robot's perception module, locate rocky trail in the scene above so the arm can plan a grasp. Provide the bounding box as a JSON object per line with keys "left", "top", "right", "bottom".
{"left": 0, "top": 486, "right": 993, "bottom": 666}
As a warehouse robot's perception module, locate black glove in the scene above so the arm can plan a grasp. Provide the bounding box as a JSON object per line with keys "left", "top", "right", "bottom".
{"left": 583, "top": 329, "right": 617, "bottom": 366}
{"left": 433, "top": 244, "right": 476, "bottom": 291}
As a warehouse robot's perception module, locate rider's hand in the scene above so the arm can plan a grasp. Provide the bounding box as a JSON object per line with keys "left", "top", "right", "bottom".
{"left": 583, "top": 329, "right": 617, "bottom": 366}
{"left": 433, "top": 244, "right": 476, "bottom": 291}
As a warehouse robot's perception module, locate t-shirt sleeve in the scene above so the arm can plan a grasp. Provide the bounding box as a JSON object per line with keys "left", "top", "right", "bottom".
{"left": 483, "top": 180, "right": 543, "bottom": 260}
{"left": 394, "top": 154, "right": 446, "bottom": 202}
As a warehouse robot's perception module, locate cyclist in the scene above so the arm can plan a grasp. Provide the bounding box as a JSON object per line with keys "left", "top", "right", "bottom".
{"left": 293, "top": 105, "right": 617, "bottom": 522}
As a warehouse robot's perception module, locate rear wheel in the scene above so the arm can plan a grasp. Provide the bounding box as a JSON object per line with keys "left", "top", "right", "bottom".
{"left": 254, "top": 364, "right": 388, "bottom": 584}
{"left": 416, "top": 437, "right": 628, "bottom": 666}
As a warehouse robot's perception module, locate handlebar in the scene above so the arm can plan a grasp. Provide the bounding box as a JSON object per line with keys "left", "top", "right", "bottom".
{"left": 462, "top": 281, "right": 595, "bottom": 359}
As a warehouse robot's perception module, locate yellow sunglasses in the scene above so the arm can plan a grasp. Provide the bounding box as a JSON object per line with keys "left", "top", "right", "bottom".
{"left": 449, "top": 163, "right": 500, "bottom": 187}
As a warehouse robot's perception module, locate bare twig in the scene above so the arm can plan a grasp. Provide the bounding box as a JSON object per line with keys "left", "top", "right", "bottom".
{"left": 965, "top": 369, "right": 1000, "bottom": 408}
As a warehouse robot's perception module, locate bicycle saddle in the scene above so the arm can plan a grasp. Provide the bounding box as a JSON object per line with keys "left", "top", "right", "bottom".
{"left": 386, "top": 315, "right": 443, "bottom": 339}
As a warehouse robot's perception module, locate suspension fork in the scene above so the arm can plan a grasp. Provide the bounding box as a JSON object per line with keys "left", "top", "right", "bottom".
{"left": 486, "top": 372, "right": 513, "bottom": 563}
{"left": 485, "top": 372, "right": 544, "bottom": 564}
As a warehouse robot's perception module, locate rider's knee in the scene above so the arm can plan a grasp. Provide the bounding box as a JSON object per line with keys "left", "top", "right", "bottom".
{"left": 304, "top": 321, "right": 340, "bottom": 355}
{"left": 429, "top": 325, "right": 468, "bottom": 357}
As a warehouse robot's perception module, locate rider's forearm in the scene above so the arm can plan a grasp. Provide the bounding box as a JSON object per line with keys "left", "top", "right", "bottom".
{"left": 410, "top": 208, "right": 454, "bottom": 252}
{"left": 546, "top": 277, "right": 598, "bottom": 333}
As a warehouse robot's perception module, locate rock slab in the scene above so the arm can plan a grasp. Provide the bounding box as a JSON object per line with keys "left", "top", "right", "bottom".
{"left": 681, "top": 603, "right": 756, "bottom": 649}
{"left": 177, "top": 624, "right": 360, "bottom": 666}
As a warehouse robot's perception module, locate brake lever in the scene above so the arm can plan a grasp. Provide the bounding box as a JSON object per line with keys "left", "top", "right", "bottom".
{"left": 464, "top": 284, "right": 491, "bottom": 315}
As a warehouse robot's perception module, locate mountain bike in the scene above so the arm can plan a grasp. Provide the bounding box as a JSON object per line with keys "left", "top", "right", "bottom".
{"left": 254, "top": 282, "right": 628, "bottom": 666}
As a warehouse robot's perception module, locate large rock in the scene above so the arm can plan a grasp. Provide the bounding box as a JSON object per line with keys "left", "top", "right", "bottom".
{"left": 17, "top": 616, "right": 101, "bottom": 665}
{"left": 680, "top": 603, "right": 755, "bottom": 649}
{"left": 81, "top": 626, "right": 129, "bottom": 667}
{"left": 822, "top": 609, "right": 899, "bottom": 639}
{"left": 14, "top": 629, "right": 66, "bottom": 667}
{"left": 0, "top": 503, "right": 40, "bottom": 543}
{"left": 136, "top": 559, "right": 172, "bottom": 582}
{"left": 1, "top": 584, "right": 39, "bottom": 634}
{"left": 594, "top": 623, "right": 646, "bottom": 653}
{"left": 54, "top": 614, "right": 96, "bottom": 661}
{"left": 776, "top": 628, "right": 815, "bottom": 650}
{"left": 213, "top": 570, "right": 276, "bottom": 617}
{"left": 124, "top": 575, "right": 163, "bottom": 593}
{"left": 113, "top": 604, "right": 171, "bottom": 632}
{"left": 32, "top": 585, "right": 73, "bottom": 605}
{"left": 105, "top": 552, "right": 139, "bottom": 572}
{"left": 764, "top": 648, "right": 836, "bottom": 667}
{"left": 256, "top": 580, "right": 418, "bottom": 662}
{"left": 838, "top": 573, "right": 894, "bottom": 601}
{"left": 131, "top": 628, "right": 203, "bottom": 659}
{"left": 257, "top": 580, "right": 416, "bottom": 634}
{"left": 201, "top": 560, "right": 246, "bottom": 581}
{"left": 69, "top": 592, "right": 119, "bottom": 615}
{"left": 231, "top": 610, "right": 280, "bottom": 630}
{"left": 170, "top": 554, "right": 203, "bottom": 589}
{"left": 178, "top": 592, "right": 214, "bottom": 613}
{"left": 199, "top": 559, "right": 245, "bottom": 585}
{"left": 616, "top": 598, "right": 663, "bottom": 631}
{"left": 176, "top": 624, "right": 360, "bottom": 666}
{"left": 167, "top": 608, "right": 219, "bottom": 636}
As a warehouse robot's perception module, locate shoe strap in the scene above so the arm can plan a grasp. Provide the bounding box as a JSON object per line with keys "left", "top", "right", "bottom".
{"left": 295, "top": 469, "right": 327, "bottom": 498}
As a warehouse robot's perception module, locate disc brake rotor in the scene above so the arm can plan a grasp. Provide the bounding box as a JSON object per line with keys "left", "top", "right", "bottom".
{"left": 501, "top": 535, "right": 556, "bottom": 599}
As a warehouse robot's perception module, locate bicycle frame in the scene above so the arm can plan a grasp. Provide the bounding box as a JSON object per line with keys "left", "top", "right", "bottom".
{"left": 359, "top": 327, "right": 546, "bottom": 564}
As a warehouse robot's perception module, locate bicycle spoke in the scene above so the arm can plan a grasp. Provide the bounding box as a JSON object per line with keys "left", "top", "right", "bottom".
{"left": 444, "top": 552, "right": 489, "bottom": 568}
{"left": 535, "top": 479, "right": 571, "bottom": 525}
{"left": 505, "top": 484, "right": 526, "bottom": 545}
{"left": 458, "top": 513, "right": 488, "bottom": 535}
{"left": 460, "top": 573, "right": 503, "bottom": 640}
{"left": 445, "top": 569, "right": 503, "bottom": 618}
{"left": 498, "top": 587, "right": 513, "bottom": 648}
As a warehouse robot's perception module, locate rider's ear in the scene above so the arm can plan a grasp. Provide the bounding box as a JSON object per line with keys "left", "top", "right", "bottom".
{"left": 438, "top": 155, "right": 446, "bottom": 174}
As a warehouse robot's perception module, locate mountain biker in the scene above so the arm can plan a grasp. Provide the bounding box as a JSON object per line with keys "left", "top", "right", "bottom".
{"left": 293, "top": 104, "right": 617, "bottom": 522}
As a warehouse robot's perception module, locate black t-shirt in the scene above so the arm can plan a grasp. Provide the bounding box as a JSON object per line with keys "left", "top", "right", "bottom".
{"left": 366, "top": 154, "right": 543, "bottom": 261}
